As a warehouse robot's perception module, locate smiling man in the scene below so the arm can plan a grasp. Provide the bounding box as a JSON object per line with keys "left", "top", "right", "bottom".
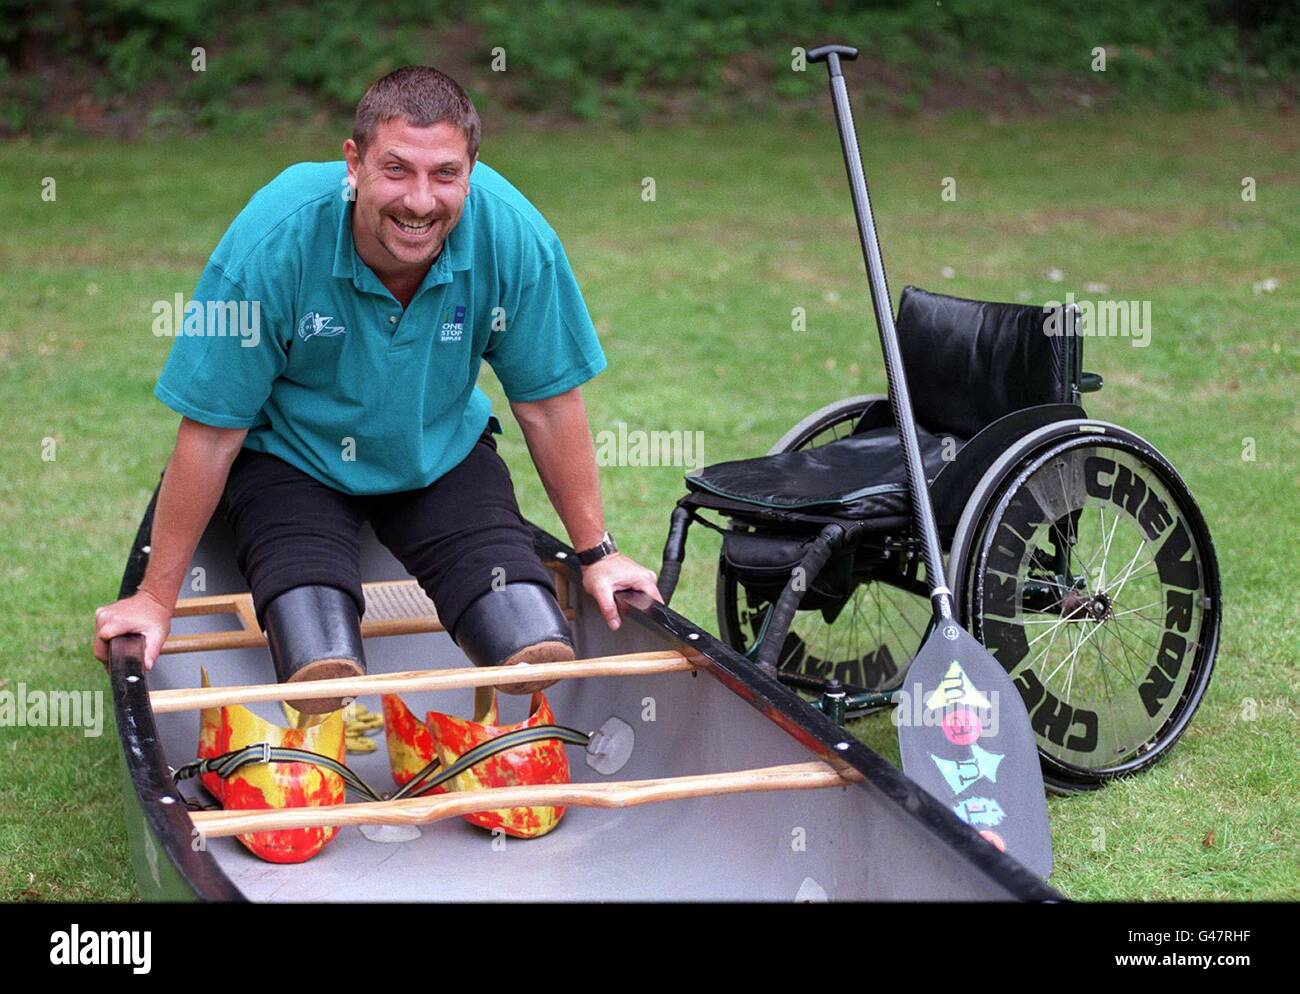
{"left": 93, "top": 66, "right": 660, "bottom": 707}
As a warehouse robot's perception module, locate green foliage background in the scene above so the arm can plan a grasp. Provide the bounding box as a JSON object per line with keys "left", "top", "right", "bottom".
{"left": 1, "top": 0, "right": 1296, "bottom": 133}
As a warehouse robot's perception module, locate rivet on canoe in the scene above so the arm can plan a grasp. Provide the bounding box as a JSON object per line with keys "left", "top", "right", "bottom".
{"left": 159, "top": 796, "right": 176, "bottom": 805}
{"left": 126, "top": 675, "right": 140, "bottom": 683}
{"left": 687, "top": 633, "right": 700, "bottom": 640}
{"left": 835, "top": 742, "right": 850, "bottom": 751}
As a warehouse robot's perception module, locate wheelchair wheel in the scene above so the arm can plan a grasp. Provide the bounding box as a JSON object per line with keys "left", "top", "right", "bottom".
{"left": 950, "top": 421, "right": 1221, "bottom": 793}
{"left": 716, "top": 395, "right": 932, "bottom": 695}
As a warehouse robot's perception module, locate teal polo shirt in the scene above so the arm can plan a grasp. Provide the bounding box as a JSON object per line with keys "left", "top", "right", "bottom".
{"left": 153, "top": 160, "right": 606, "bottom": 495}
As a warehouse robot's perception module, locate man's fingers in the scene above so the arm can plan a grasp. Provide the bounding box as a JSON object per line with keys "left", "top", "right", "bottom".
{"left": 93, "top": 617, "right": 117, "bottom": 664}
{"left": 621, "top": 571, "right": 663, "bottom": 605}
{"left": 143, "top": 631, "right": 164, "bottom": 671}
{"left": 641, "top": 572, "right": 665, "bottom": 604}
{"left": 594, "top": 584, "right": 621, "bottom": 630}
{"left": 96, "top": 614, "right": 134, "bottom": 643}
{"left": 94, "top": 614, "right": 160, "bottom": 668}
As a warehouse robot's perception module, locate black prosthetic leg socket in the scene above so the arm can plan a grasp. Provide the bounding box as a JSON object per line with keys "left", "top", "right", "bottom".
{"left": 264, "top": 584, "right": 366, "bottom": 714}
{"left": 452, "top": 582, "right": 574, "bottom": 695}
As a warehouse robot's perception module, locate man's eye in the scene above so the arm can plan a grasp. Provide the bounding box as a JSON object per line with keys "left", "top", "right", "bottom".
{"left": 386, "top": 165, "right": 402, "bottom": 175}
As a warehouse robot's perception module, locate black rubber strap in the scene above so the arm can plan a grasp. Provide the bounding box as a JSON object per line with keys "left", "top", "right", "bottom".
{"left": 172, "top": 724, "right": 593, "bottom": 806}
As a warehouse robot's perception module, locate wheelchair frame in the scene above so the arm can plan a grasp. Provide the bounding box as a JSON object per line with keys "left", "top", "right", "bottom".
{"left": 660, "top": 303, "right": 1097, "bottom": 674}
{"left": 657, "top": 295, "right": 1220, "bottom": 792}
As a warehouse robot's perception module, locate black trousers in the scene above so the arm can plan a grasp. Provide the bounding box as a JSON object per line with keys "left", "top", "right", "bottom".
{"left": 221, "top": 430, "right": 557, "bottom": 639}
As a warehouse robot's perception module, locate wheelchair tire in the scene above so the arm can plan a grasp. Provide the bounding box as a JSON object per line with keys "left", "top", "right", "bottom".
{"left": 949, "top": 420, "right": 1222, "bottom": 793}
{"left": 716, "top": 395, "right": 932, "bottom": 696}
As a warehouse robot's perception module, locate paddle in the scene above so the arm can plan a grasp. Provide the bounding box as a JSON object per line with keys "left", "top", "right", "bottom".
{"left": 807, "top": 44, "right": 1053, "bottom": 878}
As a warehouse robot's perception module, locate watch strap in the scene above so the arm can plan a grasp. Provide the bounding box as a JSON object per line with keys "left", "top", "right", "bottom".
{"left": 576, "top": 532, "right": 617, "bottom": 566}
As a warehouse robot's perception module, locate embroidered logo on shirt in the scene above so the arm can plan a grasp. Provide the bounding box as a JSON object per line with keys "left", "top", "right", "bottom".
{"left": 440, "top": 305, "right": 466, "bottom": 343}
{"left": 297, "top": 312, "right": 347, "bottom": 342}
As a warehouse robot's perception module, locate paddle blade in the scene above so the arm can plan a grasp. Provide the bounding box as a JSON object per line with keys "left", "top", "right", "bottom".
{"left": 895, "top": 622, "right": 1053, "bottom": 879}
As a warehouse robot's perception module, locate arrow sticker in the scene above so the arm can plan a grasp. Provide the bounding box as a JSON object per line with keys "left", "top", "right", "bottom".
{"left": 924, "top": 660, "right": 992, "bottom": 712}
{"left": 931, "top": 742, "right": 1005, "bottom": 796}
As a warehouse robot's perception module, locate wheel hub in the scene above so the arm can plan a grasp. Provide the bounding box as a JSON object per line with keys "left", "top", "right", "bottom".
{"left": 1059, "top": 588, "right": 1111, "bottom": 622}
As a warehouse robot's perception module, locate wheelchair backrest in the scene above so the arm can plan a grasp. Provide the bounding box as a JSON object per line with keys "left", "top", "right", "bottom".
{"left": 896, "top": 285, "right": 1078, "bottom": 439}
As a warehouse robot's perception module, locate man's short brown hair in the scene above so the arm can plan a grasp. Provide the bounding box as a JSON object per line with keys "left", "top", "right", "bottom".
{"left": 352, "top": 66, "right": 481, "bottom": 162}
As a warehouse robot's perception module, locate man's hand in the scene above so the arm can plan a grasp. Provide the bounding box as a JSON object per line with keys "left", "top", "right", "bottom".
{"left": 581, "top": 552, "right": 663, "bottom": 631}
{"left": 93, "top": 589, "right": 173, "bottom": 671}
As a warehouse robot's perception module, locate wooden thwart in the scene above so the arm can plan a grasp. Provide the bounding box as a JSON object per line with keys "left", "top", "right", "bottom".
{"left": 188, "top": 761, "right": 860, "bottom": 838}
{"left": 149, "top": 650, "right": 699, "bottom": 714}
{"left": 162, "top": 574, "right": 573, "bottom": 655}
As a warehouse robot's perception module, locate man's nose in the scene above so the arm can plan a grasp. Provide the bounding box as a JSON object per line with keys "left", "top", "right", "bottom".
{"left": 403, "top": 176, "right": 438, "bottom": 218}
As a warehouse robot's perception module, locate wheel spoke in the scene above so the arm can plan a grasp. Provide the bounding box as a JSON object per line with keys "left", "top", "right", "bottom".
{"left": 965, "top": 442, "right": 1216, "bottom": 782}
{"left": 1101, "top": 618, "right": 1145, "bottom": 685}
{"left": 1106, "top": 600, "right": 1164, "bottom": 621}
{"left": 1094, "top": 505, "right": 1123, "bottom": 590}
{"left": 1109, "top": 614, "right": 1162, "bottom": 653}
{"left": 1105, "top": 544, "right": 1158, "bottom": 605}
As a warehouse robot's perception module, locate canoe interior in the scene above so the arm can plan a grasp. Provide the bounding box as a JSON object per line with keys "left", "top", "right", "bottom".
{"left": 122, "top": 510, "right": 1058, "bottom": 902}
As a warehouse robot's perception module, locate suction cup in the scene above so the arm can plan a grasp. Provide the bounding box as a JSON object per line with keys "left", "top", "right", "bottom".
{"left": 585, "top": 716, "right": 635, "bottom": 775}
{"left": 359, "top": 823, "right": 422, "bottom": 843}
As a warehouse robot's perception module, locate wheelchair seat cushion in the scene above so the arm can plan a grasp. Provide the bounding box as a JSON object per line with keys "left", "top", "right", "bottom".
{"left": 898, "top": 285, "right": 1071, "bottom": 439}
{"left": 685, "top": 424, "right": 965, "bottom": 519}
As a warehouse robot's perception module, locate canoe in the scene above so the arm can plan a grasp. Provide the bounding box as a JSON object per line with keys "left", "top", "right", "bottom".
{"left": 110, "top": 489, "right": 1060, "bottom": 901}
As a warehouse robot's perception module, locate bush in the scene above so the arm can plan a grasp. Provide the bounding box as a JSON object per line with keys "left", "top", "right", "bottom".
{"left": 0, "top": 0, "right": 1294, "bottom": 135}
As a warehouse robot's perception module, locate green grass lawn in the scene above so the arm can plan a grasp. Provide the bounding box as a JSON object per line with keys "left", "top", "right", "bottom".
{"left": 1, "top": 105, "right": 1295, "bottom": 901}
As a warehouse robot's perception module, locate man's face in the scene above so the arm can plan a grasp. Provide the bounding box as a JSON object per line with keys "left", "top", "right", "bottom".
{"left": 344, "top": 118, "right": 474, "bottom": 275}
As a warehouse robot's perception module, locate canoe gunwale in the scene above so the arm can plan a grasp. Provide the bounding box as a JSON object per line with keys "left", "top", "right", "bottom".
{"left": 112, "top": 490, "right": 1062, "bottom": 901}
{"left": 112, "top": 487, "right": 245, "bottom": 901}
{"left": 533, "top": 528, "right": 1062, "bottom": 903}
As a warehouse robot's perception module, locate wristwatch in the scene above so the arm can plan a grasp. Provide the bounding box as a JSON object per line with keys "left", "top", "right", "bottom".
{"left": 576, "top": 531, "right": 618, "bottom": 566}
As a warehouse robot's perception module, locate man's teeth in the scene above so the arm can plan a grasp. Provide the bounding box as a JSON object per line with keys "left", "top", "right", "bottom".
{"left": 393, "top": 217, "right": 434, "bottom": 234}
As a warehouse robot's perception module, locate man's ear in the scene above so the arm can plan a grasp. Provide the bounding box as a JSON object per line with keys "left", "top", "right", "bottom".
{"left": 342, "top": 138, "right": 361, "bottom": 197}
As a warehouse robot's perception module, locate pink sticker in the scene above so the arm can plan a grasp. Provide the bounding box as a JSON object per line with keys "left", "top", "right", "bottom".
{"left": 979, "top": 830, "right": 1006, "bottom": 852}
{"left": 942, "top": 707, "right": 982, "bottom": 746}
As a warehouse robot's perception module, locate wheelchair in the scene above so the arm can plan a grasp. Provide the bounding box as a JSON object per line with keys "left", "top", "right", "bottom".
{"left": 658, "top": 284, "right": 1222, "bottom": 794}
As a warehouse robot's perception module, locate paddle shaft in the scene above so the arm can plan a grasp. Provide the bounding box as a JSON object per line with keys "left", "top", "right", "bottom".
{"left": 812, "top": 48, "right": 952, "bottom": 624}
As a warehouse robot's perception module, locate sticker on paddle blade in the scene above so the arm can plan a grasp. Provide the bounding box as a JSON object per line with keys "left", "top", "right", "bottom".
{"left": 931, "top": 742, "right": 1004, "bottom": 795}
{"left": 953, "top": 796, "right": 1005, "bottom": 829}
{"left": 942, "top": 707, "right": 983, "bottom": 746}
{"left": 895, "top": 625, "right": 1053, "bottom": 879}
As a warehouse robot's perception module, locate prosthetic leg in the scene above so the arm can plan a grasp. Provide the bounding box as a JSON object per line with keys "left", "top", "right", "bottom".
{"left": 452, "top": 581, "right": 574, "bottom": 694}
{"left": 263, "top": 585, "right": 366, "bottom": 714}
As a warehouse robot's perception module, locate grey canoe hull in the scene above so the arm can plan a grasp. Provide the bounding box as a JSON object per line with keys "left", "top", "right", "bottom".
{"left": 113, "top": 493, "right": 1059, "bottom": 901}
